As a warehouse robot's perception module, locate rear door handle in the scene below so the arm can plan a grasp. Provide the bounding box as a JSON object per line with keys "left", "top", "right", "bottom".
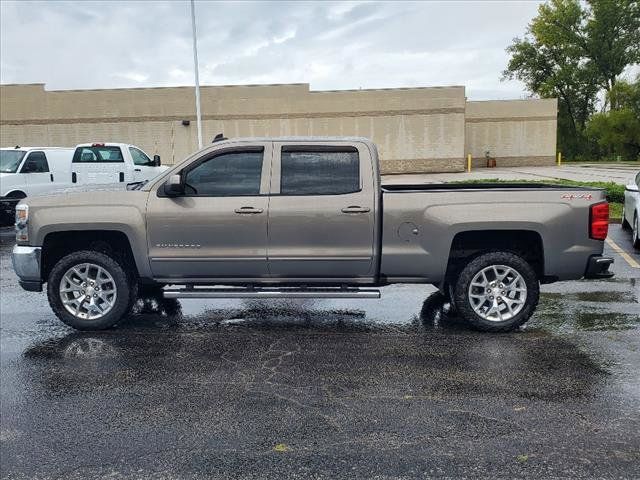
{"left": 341, "top": 206, "right": 371, "bottom": 214}
{"left": 134, "top": 168, "right": 141, "bottom": 172}
{"left": 234, "top": 206, "right": 264, "bottom": 214}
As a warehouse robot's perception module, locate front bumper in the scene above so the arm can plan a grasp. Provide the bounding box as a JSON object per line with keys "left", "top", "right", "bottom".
{"left": 584, "top": 255, "right": 614, "bottom": 279}
{"left": 12, "top": 245, "right": 43, "bottom": 292}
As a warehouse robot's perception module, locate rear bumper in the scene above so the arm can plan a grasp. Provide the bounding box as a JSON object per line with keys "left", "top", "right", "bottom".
{"left": 12, "top": 245, "right": 43, "bottom": 292}
{"left": 584, "top": 255, "right": 614, "bottom": 279}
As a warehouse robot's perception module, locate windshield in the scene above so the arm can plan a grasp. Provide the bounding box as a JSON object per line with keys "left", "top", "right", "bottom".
{"left": 0, "top": 150, "right": 26, "bottom": 173}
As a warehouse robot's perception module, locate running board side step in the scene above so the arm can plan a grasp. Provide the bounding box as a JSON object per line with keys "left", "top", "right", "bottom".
{"left": 163, "top": 287, "right": 381, "bottom": 299}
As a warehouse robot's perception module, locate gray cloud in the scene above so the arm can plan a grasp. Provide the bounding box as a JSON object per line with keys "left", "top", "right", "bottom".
{"left": 0, "top": 0, "right": 543, "bottom": 99}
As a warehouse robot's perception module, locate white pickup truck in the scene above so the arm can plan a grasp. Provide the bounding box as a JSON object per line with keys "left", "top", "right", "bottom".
{"left": 71, "top": 142, "right": 168, "bottom": 185}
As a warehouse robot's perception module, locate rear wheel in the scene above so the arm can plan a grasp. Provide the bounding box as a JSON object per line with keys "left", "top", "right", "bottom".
{"left": 633, "top": 214, "right": 640, "bottom": 250}
{"left": 47, "top": 250, "right": 135, "bottom": 330}
{"left": 453, "top": 251, "right": 539, "bottom": 332}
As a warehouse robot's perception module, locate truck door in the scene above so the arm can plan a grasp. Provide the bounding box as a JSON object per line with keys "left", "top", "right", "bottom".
{"left": 267, "top": 142, "right": 376, "bottom": 279}
{"left": 20, "top": 151, "right": 53, "bottom": 195}
{"left": 146, "top": 143, "right": 272, "bottom": 279}
{"left": 72, "top": 145, "right": 127, "bottom": 185}
{"left": 128, "top": 146, "right": 159, "bottom": 182}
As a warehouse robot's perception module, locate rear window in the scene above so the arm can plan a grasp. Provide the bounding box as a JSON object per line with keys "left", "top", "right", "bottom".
{"left": 73, "top": 146, "right": 124, "bottom": 163}
{"left": 280, "top": 147, "right": 360, "bottom": 195}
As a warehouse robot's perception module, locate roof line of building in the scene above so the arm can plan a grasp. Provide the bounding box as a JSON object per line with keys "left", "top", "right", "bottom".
{"left": 0, "top": 82, "right": 465, "bottom": 95}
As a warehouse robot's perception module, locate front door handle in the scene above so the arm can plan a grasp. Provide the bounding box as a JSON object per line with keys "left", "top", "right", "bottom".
{"left": 134, "top": 168, "right": 141, "bottom": 172}
{"left": 234, "top": 206, "right": 264, "bottom": 214}
{"left": 341, "top": 206, "right": 371, "bottom": 214}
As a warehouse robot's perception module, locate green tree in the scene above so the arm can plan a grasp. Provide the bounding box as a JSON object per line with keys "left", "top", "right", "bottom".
{"left": 587, "top": 77, "right": 640, "bottom": 159}
{"left": 503, "top": 0, "right": 640, "bottom": 158}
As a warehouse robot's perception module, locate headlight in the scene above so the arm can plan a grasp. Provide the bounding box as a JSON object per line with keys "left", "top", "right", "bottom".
{"left": 15, "top": 204, "right": 28, "bottom": 242}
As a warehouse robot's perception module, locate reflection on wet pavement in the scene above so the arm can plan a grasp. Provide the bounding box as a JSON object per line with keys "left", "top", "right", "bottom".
{"left": 1, "top": 227, "right": 640, "bottom": 478}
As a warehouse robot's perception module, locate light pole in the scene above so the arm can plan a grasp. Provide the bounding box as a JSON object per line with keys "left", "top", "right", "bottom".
{"left": 190, "top": 0, "right": 203, "bottom": 149}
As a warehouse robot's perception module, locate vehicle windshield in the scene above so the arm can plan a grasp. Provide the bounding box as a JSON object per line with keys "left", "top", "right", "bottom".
{"left": 0, "top": 150, "right": 26, "bottom": 173}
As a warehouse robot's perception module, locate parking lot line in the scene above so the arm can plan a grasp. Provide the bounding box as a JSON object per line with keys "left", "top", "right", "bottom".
{"left": 605, "top": 237, "right": 640, "bottom": 268}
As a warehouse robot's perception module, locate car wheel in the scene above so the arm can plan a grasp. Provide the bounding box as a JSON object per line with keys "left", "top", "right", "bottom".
{"left": 633, "top": 214, "right": 640, "bottom": 250}
{"left": 453, "top": 251, "right": 539, "bottom": 332}
{"left": 621, "top": 205, "right": 631, "bottom": 230}
{"left": 47, "top": 250, "right": 136, "bottom": 330}
{"left": 0, "top": 210, "right": 13, "bottom": 227}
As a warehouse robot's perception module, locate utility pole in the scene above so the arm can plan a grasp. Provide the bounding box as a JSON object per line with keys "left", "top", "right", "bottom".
{"left": 190, "top": 0, "right": 203, "bottom": 149}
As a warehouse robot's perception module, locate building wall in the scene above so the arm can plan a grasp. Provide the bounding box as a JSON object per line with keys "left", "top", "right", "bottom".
{"left": 0, "top": 83, "right": 556, "bottom": 174}
{"left": 465, "top": 99, "right": 558, "bottom": 168}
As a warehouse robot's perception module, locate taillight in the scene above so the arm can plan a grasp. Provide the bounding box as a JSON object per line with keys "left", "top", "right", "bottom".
{"left": 589, "top": 202, "right": 609, "bottom": 240}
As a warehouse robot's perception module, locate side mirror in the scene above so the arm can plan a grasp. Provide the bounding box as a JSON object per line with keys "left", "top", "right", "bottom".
{"left": 164, "top": 174, "right": 184, "bottom": 196}
{"left": 626, "top": 183, "right": 639, "bottom": 193}
{"left": 153, "top": 154, "right": 161, "bottom": 167}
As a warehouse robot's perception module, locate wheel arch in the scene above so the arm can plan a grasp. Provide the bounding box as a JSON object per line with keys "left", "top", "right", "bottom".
{"left": 4, "top": 190, "right": 27, "bottom": 198}
{"left": 41, "top": 230, "right": 141, "bottom": 282}
{"left": 444, "top": 230, "right": 546, "bottom": 290}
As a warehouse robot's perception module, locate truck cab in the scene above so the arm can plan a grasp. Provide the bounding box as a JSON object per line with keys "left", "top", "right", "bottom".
{"left": 71, "top": 143, "right": 168, "bottom": 185}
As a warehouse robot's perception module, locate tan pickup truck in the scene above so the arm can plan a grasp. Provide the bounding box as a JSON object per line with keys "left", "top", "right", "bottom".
{"left": 12, "top": 137, "right": 613, "bottom": 332}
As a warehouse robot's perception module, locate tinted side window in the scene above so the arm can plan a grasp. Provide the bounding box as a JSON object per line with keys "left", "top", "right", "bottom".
{"left": 184, "top": 151, "right": 263, "bottom": 196}
{"left": 21, "top": 151, "right": 49, "bottom": 173}
{"left": 280, "top": 148, "right": 360, "bottom": 195}
{"left": 129, "top": 147, "right": 152, "bottom": 166}
{"left": 73, "top": 146, "right": 124, "bottom": 163}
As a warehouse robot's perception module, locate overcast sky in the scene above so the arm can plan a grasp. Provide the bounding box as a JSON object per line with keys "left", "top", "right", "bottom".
{"left": 0, "top": 0, "right": 545, "bottom": 100}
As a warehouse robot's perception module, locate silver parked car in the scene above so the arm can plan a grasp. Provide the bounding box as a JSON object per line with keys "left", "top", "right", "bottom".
{"left": 622, "top": 171, "right": 640, "bottom": 250}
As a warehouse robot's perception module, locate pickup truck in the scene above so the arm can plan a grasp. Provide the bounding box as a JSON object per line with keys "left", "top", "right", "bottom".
{"left": 71, "top": 142, "right": 168, "bottom": 185}
{"left": 12, "top": 137, "right": 614, "bottom": 332}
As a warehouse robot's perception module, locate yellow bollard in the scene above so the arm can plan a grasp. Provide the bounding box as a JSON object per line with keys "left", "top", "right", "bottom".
{"left": 467, "top": 153, "right": 472, "bottom": 173}
{"left": 557, "top": 152, "right": 562, "bottom": 166}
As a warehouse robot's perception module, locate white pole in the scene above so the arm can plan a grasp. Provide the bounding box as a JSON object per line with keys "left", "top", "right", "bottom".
{"left": 190, "top": 0, "right": 203, "bottom": 149}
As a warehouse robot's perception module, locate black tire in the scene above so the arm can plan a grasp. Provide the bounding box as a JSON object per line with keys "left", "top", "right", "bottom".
{"left": 452, "top": 251, "right": 539, "bottom": 332}
{"left": 0, "top": 211, "right": 13, "bottom": 227}
{"left": 47, "top": 250, "right": 136, "bottom": 330}
{"left": 621, "top": 206, "right": 631, "bottom": 230}
{"left": 633, "top": 214, "right": 640, "bottom": 251}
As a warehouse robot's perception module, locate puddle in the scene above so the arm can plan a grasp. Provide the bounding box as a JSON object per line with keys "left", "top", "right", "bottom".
{"left": 543, "top": 290, "right": 638, "bottom": 303}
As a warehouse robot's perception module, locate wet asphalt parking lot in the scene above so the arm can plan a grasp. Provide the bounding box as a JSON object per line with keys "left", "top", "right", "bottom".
{"left": 0, "top": 226, "right": 638, "bottom": 479}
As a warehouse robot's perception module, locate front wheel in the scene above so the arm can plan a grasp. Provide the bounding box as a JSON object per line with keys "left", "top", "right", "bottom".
{"left": 633, "top": 215, "right": 640, "bottom": 251}
{"left": 621, "top": 205, "right": 631, "bottom": 230}
{"left": 453, "top": 251, "right": 539, "bottom": 332}
{"left": 47, "top": 250, "right": 136, "bottom": 330}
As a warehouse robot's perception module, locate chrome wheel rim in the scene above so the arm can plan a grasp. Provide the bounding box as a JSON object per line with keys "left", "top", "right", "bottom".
{"left": 59, "top": 263, "right": 117, "bottom": 320}
{"left": 468, "top": 264, "right": 527, "bottom": 322}
{"left": 634, "top": 216, "right": 638, "bottom": 242}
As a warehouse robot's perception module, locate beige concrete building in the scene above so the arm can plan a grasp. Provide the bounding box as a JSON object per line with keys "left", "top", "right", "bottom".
{"left": 0, "top": 83, "right": 557, "bottom": 174}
